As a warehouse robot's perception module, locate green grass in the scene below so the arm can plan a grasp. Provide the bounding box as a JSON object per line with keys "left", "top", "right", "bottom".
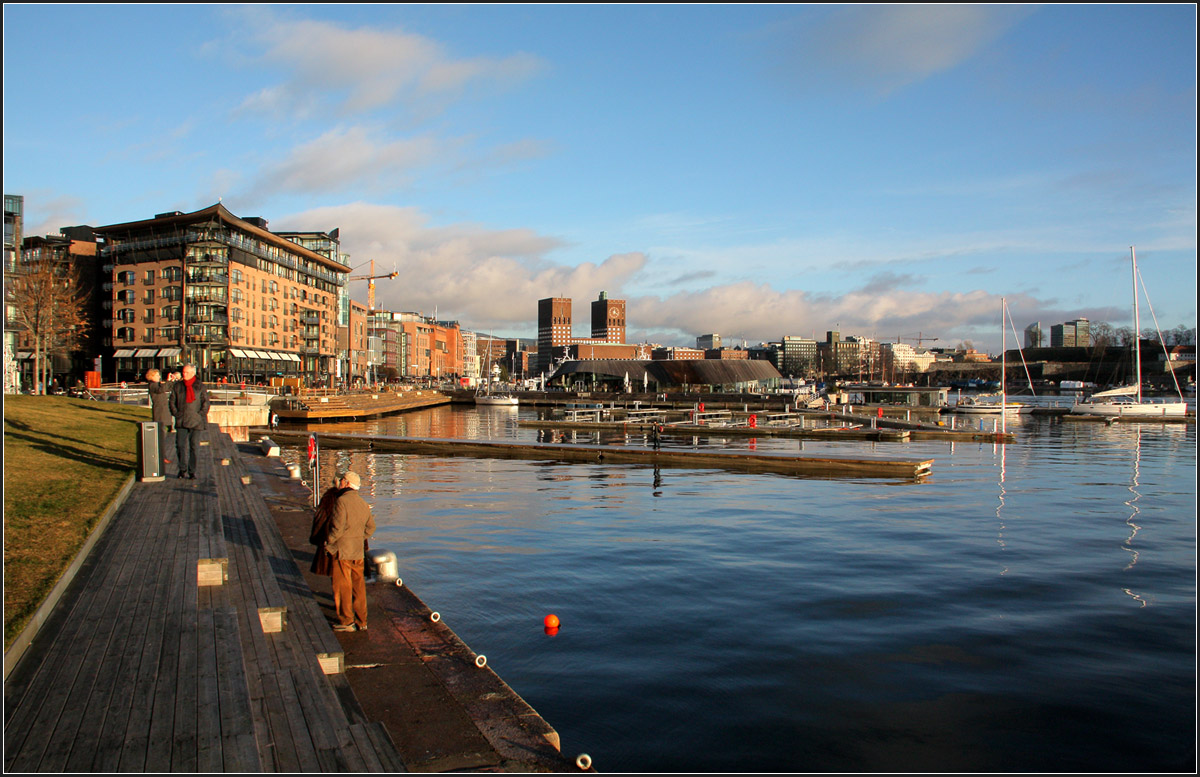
{"left": 3, "top": 395, "right": 150, "bottom": 648}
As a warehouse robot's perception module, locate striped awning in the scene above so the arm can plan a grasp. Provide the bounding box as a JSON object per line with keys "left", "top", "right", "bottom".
{"left": 134, "top": 349, "right": 158, "bottom": 358}
{"left": 229, "top": 348, "right": 248, "bottom": 358}
{"left": 158, "top": 348, "right": 181, "bottom": 358}
{"left": 113, "top": 349, "right": 135, "bottom": 357}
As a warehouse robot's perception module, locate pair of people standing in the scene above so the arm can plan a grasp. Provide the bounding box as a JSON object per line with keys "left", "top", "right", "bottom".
{"left": 309, "top": 471, "right": 375, "bottom": 632}
{"left": 147, "top": 364, "right": 209, "bottom": 480}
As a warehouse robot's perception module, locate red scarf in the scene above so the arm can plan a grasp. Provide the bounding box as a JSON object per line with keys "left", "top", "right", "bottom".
{"left": 185, "top": 376, "right": 196, "bottom": 403}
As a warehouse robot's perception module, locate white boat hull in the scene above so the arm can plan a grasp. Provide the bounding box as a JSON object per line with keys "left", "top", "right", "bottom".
{"left": 1072, "top": 400, "right": 1187, "bottom": 418}
{"left": 951, "top": 402, "right": 1031, "bottom": 414}
{"left": 476, "top": 395, "right": 518, "bottom": 406}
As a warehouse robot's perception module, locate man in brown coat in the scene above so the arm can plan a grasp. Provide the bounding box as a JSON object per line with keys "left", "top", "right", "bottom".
{"left": 325, "top": 471, "right": 375, "bottom": 632}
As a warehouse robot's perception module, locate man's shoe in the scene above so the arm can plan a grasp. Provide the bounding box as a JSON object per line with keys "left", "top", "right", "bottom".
{"left": 188, "top": 473, "right": 196, "bottom": 480}
{"left": 178, "top": 472, "right": 186, "bottom": 479}
{"left": 333, "top": 623, "right": 356, "bottom": 632}
{"left": 356, "top": 623, "right": 368, "bottom": 631}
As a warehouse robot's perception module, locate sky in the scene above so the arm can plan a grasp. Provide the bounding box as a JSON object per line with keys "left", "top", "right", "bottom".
{"left": 3, "top": 4, "right": 1196, "bottom": 354}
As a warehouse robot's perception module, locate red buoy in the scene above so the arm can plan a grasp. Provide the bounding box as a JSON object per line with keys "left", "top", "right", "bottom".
{"left": 543, "top": 613, "right": 560, "bottom": 629}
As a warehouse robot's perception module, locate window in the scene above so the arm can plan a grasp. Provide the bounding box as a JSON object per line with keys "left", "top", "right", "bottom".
{"left": 144, "top": 269, "right": 155, "bottom": 284}
{"left": 144, "top": 289, "right": 155, "bottom": 304}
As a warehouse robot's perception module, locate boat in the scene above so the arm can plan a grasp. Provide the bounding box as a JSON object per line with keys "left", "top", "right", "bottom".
{"left": 949, "top": 298, "right": 1035, "bottom": 419}
{"left": 951, "top": 394, "right": 1031, "bottom": 414}
{"left": 475, "top": 335, "right": 519, "bottom": 407}
{"left": 1073, "top": 248, "right": 1187, "bottom": 418}
{"left": 476, "top": 394, "right": 519, "bottom": 407}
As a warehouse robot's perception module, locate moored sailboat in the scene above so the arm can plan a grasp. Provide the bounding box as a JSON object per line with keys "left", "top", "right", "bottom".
{"left": 1073, "top": 247, "right": 1187, "bottom": 418}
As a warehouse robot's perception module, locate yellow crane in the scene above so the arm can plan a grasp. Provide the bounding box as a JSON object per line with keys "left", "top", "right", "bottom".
{"left": 348, "top": 259, "right": 398, "bottom": 312}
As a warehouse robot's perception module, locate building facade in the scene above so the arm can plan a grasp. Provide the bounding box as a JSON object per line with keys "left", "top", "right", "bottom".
{"left": 94, "top": 204, "right": 348, "bottom": 383}
{"left": 538, "top": 292, "right": 630, "bottom": 374}
{"left": 4, "top": 194, "right": 23, "bottom": 392}
{"left": 1051, "top": 318, "right": 1090, "bottom": 348}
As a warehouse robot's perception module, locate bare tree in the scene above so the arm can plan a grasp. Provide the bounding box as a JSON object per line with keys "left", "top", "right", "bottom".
{"left": 7, "top": 256, "right": 89, "bottom": 393}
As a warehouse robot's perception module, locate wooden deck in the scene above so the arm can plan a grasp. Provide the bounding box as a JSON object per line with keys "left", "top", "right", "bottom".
{"left": 274, "top": 391, "right": 451, "bottom": 422}
{"left": 3, "top": 431, "right": 405, "bottom": 772}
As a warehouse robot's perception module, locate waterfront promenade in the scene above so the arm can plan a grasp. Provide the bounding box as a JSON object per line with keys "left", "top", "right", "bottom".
{"left": 3, "top": 428, "right": 574, "bottom": 772}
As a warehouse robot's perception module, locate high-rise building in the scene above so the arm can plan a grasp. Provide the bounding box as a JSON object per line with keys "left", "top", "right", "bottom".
{"left": 590, "top": 291, "right": 626, "bottom": 342}
{"left": 537, "top": 296, "right": 573, "bottom": 374}
{"left": 1050, "top": 318, "right": 1090, "bottom": 348}
{"left": 538, "top": 293, "right": 636, "bottom": 374}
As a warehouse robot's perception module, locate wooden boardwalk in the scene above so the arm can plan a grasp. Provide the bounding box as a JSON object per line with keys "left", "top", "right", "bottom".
{"left": 3, "top": 431, "right": 405, "bottom": 772}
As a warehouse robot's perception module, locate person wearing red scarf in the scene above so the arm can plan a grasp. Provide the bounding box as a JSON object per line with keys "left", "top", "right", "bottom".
{"left": 168, "top": 363, "right": 210, "bottom": 480}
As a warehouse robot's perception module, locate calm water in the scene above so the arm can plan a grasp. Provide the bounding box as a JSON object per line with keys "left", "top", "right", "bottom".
{"left": 294, "top": 405, "right": 1196, "bottom": 772}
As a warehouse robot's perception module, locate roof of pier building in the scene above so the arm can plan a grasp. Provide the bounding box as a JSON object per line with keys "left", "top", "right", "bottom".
{"left": 550, "top": 359, "right": 782, "bottom": 389}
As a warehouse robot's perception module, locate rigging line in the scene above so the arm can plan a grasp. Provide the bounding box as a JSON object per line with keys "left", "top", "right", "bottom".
{"left": 1002, "top": 299, "right": 1037, "bottom": 395}
{"left": 1133, "top": 263, "right": 1186, "bottom": 400}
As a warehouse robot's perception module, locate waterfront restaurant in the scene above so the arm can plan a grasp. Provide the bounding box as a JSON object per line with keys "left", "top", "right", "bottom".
{"left": 549, "top": 358, "right": 783, "bottom": 393}
{"left": 94, "top": 204, "right": 348, "bottom": 384}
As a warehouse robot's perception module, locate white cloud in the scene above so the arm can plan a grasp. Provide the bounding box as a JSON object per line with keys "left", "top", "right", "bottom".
{"left": 230, "top": 12, "right": 546, "bottom": 118}
{"left": 242, "top": 127, "right": 449, "bottom": 198}
{"left": 770, "top": 5, "right": 1033, "bottom": 97}
{"left": 271, "top": 201, "right": 1046, "bottom": 348}
{"left": 274, "top": 202, "right": 643, "bottom": 330}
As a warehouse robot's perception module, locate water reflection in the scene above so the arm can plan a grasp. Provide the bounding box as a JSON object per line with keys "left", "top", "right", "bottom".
{"left": 1123, "top": 426, "right": 1146, "bottom": 606}
{"left": 275, "top": 406, "right": 1194, "bottom": 772}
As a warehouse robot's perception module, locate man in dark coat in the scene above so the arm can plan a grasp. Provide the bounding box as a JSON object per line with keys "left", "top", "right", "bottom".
{"left": 325, "top": 471, "right": 375, "bottom": 632}
{"left": 146, "top": 368, "right": 172, "bottom": 475}
{"left": 168, "top": 363, "right": 210, "bottom": 480}
{"left": 309, "top": 476, "right": 347, "bottom": 576}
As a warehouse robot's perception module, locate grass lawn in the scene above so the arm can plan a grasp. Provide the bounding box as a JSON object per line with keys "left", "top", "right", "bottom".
{"left": 4, "top": 395, "right": 150, "bottom": 648}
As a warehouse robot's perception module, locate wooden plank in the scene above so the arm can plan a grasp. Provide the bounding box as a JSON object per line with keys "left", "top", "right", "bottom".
{"left": 2, "top": 481, "right": 149, "bottom": 738}
{"left": 63, "top": 490, "right": 176, "bottom": 772}
{"left": 90, "top": 487, "right": 181, "bottom": 772}
{"left": 168, "top": 496, "right": 203, "bottom": 773}
{"left": 141, "top": 510, "right": 193, "bottom": 771}
{"left": 214, "top": 607, "right": 263, "bottom": 772}
{"left": 4, "top": 481, "right": 160, "bottom": 772}
{"left": 349, "top": 722, "right": 386, "bottom": 772}
{"left": 266, "top": 668, "right": 323, "bottom": 772}
{"left": 115, "top": 495, "right": 191, "bottom": 771}
{"left": 193, "top": 608, "right": 220, "bottom": 773}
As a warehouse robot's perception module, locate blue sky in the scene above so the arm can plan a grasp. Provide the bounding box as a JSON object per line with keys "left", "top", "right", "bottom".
{"left": 3, "top": 4, "right": 1196, "bottom": 352}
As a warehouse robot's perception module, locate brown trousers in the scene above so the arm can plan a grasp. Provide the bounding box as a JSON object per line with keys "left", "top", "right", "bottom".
{"left": 331, "top": 559, "right": 367, "bottom": 628}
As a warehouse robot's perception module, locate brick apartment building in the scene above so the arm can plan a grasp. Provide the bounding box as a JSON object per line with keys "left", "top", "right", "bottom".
{"left": 93, "top": 204, "right": 348, "bottom": 383}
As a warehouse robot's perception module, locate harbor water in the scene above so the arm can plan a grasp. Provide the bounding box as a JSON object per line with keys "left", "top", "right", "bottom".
{"left": 299, "top": 405, "right": 1195, "bottom": 772}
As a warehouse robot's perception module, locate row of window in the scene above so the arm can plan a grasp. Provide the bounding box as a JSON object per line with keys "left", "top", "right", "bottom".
{"left": 116, "top": 267, "right": 184, "bottom": 285}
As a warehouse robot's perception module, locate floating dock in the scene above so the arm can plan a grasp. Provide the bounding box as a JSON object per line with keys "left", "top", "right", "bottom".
{"left": 273, "top": 390, "right": 451, "bottom": 422}
{"left": 516, "top": 412, "right": 1016, "bottom": 443}
{"left": 267, "top": 431, "right": 936, "bottom": 480}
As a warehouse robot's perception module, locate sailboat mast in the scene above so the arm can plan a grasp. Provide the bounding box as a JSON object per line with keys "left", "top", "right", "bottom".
{"left": 1001, "top": 297, "right": 1007, "bottom": 436}
{"left": 1131, "top": 246, "right": 1142, "bottom": 403}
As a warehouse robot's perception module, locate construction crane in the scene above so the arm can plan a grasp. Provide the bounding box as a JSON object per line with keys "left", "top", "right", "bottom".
{"left": 897, "top": 332, "right": 939, "bottom": 346}
{"left": 348, "top": 259, "right": 398, "bottom": 312}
